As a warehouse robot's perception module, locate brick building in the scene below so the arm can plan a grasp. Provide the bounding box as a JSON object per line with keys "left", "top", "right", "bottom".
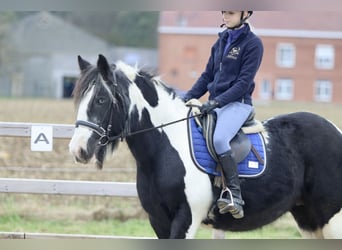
{"left": 158, "top": 11, "right": 342, "bottom": 103}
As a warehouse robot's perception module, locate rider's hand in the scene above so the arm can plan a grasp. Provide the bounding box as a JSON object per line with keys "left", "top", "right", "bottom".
{"left": 181, "top": 94, "right": 191, "bottom": 103}
{"left": 200, "top": 100, "right": 220, "bottom": 114}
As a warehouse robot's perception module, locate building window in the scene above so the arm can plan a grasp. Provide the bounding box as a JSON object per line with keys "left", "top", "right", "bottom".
{"left": 176, "top": 13, "right": 187, "bottom": 26}
{"left": 315, "top": 45, "right": 334, "bottom": 69}
{"left": 275, "top": 78, "right": 293, "bottom": 100}
{"left": 276, "top": 43, "right": 296, "bottom": 68}
{"left": 315, "top": 80, "right": 332, "bottom": 102}
{"left": 259, "top": 79, "right": 272, "bottom": 100}
{"left": 62, "top": 76, "right": 77, "bottom": 98}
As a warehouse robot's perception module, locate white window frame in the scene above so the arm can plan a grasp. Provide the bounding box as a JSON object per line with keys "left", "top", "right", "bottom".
{"left": 315, "top": 44, "right": 334, "bottom": 70}
{"left": 315, "top": 80, "right": 332, "bottom": 102}
{"left": 259, "top": 79, "right": 272, "bottom": 100}
{"left": 276, "top": 43, "right": 296, "bottom": 68}
{"left": 275, "top": 78, "right": 294, "bottom": 100}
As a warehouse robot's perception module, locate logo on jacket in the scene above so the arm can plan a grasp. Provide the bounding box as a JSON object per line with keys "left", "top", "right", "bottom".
{"left": 227, "top": 47, "right": 240, "bottom": 59}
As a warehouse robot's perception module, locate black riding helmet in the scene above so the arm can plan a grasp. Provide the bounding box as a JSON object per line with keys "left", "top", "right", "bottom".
{"left": 220, "top": 11, "right": 253, "bottom": 29}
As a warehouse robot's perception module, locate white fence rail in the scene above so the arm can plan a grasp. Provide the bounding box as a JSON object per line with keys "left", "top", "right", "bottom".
{"left": 0, "top": 121, "right": 225, "bottom": 239}
{"left": 0, "top": 121, "right": 137, "bottom": 197}
{"left": 0, "top": 178, "right": 137, "bottom": 197}
{"left": 0, "top": 121, "right": 74, "bottom": 138}
{"left": 0, "top": 232, "right": 155, "bottom": 239}
{"left": 0, "top": 121, "right": 143, "bottom": 239}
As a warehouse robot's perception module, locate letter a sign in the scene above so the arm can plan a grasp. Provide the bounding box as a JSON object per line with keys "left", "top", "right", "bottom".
{"left": 31, "top": 126, "right": 53, "bottom": 151}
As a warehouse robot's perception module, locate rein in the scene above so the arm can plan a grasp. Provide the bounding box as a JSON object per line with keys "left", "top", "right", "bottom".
{"left": 75, "top": 69, "right": 202, "bottom": 146}
{"left": 75, "top": 104, "right": 202, "bottom": 146}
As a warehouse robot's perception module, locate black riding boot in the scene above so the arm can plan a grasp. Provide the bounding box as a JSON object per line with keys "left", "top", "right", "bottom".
{"left": 217, "top": 152, "right": 245, "bottom": 219}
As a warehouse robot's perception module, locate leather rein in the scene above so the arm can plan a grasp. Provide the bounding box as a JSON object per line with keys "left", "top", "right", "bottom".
{"left": 75, "top": 85, "right": 201, "bottom": 146}
{"left": 75, "top": 110, "right": 201, "bottom": 146}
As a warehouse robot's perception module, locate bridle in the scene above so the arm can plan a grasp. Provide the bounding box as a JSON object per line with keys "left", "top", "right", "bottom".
{"left": 75, "top": 74, "right": 202, "bottom": 147}
{"left": 75, "top": 114, "right": 116, "bottom": 146}
{"left": 75, "top": 81, "right": 118, "bottom": 146}
{"left": 76, "top": 105, "right": 202, "bottom": 146}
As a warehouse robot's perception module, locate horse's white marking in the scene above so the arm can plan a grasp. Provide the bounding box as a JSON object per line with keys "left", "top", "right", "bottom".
{"left": 151, "top": 94, "right": 212, "bottom": 239}
{"left": 298, "top": 228, "right": 324, "bottom": 239}
{"left": 99, "top": 74, "right": 117, "bottom": 104}
{"left": 297, "top": 208, "right": 342, "bottom": 239}
{"left": 322, "top": 208, "right": 342, "bottom": 239}
{"left": 116, "top": 60, "right": 138, "bottom": 82}
{"left": 69, "top": 86, "right": 95, "bottom": 159}
{"left": 116, "top": 62, "right": 213, "bottom": 238}
{"left": 128, "top": 83, "right": 148, "bottom": 120}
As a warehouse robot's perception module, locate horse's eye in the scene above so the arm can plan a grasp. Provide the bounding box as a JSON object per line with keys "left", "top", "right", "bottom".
{"left": 97, "top": 98, "right": 106, "bottom": 105}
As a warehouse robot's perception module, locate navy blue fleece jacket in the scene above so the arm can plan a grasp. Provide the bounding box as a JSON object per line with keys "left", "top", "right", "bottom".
{"left": 185, "top": 24, "right": 263, "bottom": 106}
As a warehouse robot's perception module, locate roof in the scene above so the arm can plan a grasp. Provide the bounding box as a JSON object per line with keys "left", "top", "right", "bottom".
{"left": 159, "top": 11, "right": 342, "bottom": 38}
{"left": 9, "top": 11, "right": 108, "bottom": 55}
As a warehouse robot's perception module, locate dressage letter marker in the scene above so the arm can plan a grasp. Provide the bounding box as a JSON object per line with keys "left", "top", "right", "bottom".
{"left": 31, "top": 126, "right": 53, "bottom": 151}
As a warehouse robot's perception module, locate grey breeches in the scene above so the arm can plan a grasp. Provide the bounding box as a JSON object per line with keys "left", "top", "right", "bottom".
{"left": 213, "top": 102, "right": 253, "bottom": 155}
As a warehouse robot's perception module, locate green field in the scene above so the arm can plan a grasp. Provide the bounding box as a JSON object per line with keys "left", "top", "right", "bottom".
{"left": 0, "top": 98, "right": 341, "bottom": 238}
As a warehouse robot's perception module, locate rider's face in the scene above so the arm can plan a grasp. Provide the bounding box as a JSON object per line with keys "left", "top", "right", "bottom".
{"left": 222, "top": 11, "right": 246, "bottom": 28}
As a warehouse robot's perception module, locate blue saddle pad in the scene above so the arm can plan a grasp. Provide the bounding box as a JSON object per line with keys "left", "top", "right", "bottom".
{"left": 188, "top": 118, "right": 266, "bottom": 178}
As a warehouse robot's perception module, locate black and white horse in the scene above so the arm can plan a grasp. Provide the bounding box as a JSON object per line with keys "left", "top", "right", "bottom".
{"left": 69, "top": 54, "right": 342, "bottom": 239}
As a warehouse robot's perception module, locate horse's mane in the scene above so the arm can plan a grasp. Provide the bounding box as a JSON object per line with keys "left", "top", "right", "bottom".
{"left": 113, "top": 60, "right": 177, "bottom": 98}
{"left": 72, "top": 61, "right": 179, "bottom": 107}
{"left": 137, "top": 69, "right": 178, "bottom": 99}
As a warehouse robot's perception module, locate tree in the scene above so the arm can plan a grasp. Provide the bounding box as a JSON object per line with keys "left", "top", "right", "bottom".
{"left": 54, "top": 11, "right": 159, "bottom": 48}
{"left": 0, "top": 12, "right": 18, "bottom": 73}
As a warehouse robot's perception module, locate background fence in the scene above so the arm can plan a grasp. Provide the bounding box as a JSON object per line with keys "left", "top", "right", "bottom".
{"left": 0, "top": 121, "right": 225, "bottom": 239}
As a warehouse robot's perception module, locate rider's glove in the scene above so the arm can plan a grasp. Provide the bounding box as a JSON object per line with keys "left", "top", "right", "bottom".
{"left": 200, "top": 100, "right": 220, "bottom": 115}
{"left": 181, "top": 94, "right": 192, "bottom": 103}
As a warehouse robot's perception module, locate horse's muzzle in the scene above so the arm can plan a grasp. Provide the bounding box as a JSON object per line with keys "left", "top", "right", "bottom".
{"left": 73, "top": 147, "right": 91, "bottom": 164}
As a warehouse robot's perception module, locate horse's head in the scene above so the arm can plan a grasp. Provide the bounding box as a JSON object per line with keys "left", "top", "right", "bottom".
{"left": 69, "top": 54, "right": 130, "bottom": 169}
{"left": 70, "top": 54, "right": 189, "bottom": 169}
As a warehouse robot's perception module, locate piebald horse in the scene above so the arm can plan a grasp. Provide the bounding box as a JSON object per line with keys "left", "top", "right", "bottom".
{"left": 69, "top": 54, "right": 342, "bottom": 239}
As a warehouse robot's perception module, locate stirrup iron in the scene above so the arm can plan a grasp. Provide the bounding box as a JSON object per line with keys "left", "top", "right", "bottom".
{"left": 217, "top": 187, "right": 244, "bottom": 219}
{"left": 219, "top": 187, "right": 234, "bottom": 207}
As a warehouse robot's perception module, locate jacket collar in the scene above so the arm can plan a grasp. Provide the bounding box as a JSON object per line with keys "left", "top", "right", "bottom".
{"left": 218, "top": 23, "right": 250, "bottom": 41}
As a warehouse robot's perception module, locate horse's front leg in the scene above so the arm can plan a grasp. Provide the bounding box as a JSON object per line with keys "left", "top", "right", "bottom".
{"left": 169, "top": 202, "right": 194, "bottom": 238}
{"left": 148, "top": 215, "right": 171, "bottom": 239}
{"left": 148, "top": 202, "right": 194, "bottom": 238}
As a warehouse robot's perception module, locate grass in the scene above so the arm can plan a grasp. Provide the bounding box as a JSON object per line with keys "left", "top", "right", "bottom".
{"left": 0, "top": 202, "right": 300, "bottom": 239}
{"left": 0, "top": 214, "right": 156, "bottom": 237}
{"left": 0, "top": 216, "right": 300, "bottom": 239}
{"left": 1, "top": 98, "right": 342, "bottom": 238}
{"left": 0, "top": 195, "right": 303, "bottom": 238}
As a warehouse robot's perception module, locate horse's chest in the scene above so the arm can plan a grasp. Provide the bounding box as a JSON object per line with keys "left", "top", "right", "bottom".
{"left": 136, "top": 167, "right": 187, "bottom": 208}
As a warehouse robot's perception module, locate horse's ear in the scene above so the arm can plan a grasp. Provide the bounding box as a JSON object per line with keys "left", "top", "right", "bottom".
{"left": 78, "top": 55, "right": 91, "bottom": 71}
{"left": 97, "top": 54, "right": 114, "bottom": 84}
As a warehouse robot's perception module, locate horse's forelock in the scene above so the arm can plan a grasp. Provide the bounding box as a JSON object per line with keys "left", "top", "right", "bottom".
{"left": 73, "top": 66, "right": 98, "bottom": 106}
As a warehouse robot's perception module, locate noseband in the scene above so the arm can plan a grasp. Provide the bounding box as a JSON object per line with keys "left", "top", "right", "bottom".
{"left": 75, "top": 96, "right": 122, "bottom": 146}
{"left": 75, "top": 119, "right": 116, "bottom": 146}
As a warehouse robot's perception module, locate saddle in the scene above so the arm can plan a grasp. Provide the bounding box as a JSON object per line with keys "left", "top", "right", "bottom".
{"left": 187, "top": 99, "right": 264, "bottom": 164}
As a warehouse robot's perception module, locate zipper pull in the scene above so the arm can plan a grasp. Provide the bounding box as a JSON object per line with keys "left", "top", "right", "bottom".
{"left": 220, "top": 62, "right": 222, "bottom": 71}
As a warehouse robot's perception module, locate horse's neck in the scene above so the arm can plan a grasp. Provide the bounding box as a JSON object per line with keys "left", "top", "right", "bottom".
{"left": 125, "top": 96, "right": 189, "bottom": 166}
